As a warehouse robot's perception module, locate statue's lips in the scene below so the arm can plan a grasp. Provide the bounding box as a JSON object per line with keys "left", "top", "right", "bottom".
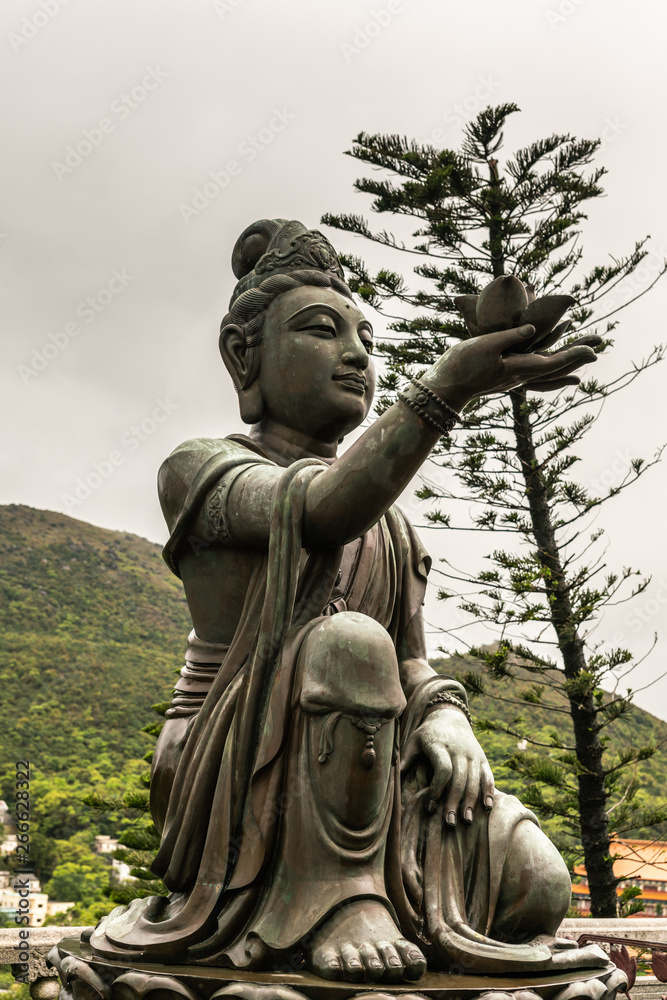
{"left": 332, "top": 373, "right": 366, "bottom": 394}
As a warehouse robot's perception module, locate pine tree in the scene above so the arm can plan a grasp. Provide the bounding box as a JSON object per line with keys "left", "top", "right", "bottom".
{"left": 83, "top": 700, "right": 169, "bottom": 903}
{"left": 322, "top": 104, "right": 667, "bottom": 917}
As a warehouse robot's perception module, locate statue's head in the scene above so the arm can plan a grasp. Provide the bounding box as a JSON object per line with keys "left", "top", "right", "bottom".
{"left": 219, "top": 219, "right": 375, "bottom": 442}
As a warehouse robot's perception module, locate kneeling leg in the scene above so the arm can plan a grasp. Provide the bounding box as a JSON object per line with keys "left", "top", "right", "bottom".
{"left": 491, "top": 819, "right": 572, "bottom": 942}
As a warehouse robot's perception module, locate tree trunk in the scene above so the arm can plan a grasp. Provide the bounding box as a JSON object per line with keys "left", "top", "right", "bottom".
{"left": 484, "top": 164, "right": 618, "bottom": 915}
{"left": 510, "top": 387, "right": 618, "bottom": 917}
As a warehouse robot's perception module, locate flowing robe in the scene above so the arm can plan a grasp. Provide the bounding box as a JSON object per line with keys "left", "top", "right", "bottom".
{"left": 90, "top": 437, "right": 565, "bottom": 975}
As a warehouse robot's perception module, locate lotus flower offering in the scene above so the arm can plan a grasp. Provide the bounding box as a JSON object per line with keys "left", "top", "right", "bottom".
{"left": 454, "top": 276, "right": 576, "bottom": 353}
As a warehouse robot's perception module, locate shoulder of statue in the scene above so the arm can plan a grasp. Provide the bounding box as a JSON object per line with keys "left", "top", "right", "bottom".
{"left": 158, "top": 437, "right": 270, "bottom": 534}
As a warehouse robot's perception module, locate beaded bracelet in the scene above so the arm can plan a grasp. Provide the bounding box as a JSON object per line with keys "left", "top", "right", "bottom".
{"left": 425, "top": 691, "right": 472, "bottom": 726}
{"left": 397, "top": 378, "right": 462, "bottom": 437}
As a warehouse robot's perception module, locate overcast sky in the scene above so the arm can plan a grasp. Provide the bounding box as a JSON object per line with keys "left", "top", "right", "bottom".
{"left": 3, "top": 0, "right": 667, "bottom": 718}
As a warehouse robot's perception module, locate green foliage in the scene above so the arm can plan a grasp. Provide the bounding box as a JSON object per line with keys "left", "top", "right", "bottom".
{"left": 617, "top": 884, "right": 645, "bottom": 918}
{"left": 0, "top": 504, "right": 187, "bottom": 901}
{"left": 43, "top": 898, "right": 120, "bottom": 928}
{"left": 0, "top": 967, "right": 14, "bottom": 989}
{"left": 43, "top": 860, "right": 110, "bottom": 906}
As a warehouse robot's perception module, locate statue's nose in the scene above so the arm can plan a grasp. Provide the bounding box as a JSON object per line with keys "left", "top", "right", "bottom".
{"left": 341, "top": 342, "right": 369, "bottom": 369}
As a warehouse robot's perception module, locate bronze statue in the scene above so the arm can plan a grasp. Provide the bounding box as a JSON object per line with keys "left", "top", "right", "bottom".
{"left": 89, "top": 219, "right": 610, "bottom": 984}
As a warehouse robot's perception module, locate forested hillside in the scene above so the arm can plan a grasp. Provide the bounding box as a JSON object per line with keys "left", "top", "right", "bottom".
{"left": 0, "top": 504, "right": 665, "bottom": 909}
{"left": 0, "top": 504, "right": 190, "bottom": 794}
{"left": 0, "top": 504, "right": 189, "bottom": 896}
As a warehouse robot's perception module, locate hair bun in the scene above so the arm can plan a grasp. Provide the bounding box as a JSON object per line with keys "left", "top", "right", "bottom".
{"left": 231, "top": 219, "right": 288, "bottom": 279}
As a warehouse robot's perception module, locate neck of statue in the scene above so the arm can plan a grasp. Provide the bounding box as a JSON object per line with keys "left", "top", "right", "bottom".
{"left": 248, "top": 420, "right": 338, "bottom": 468}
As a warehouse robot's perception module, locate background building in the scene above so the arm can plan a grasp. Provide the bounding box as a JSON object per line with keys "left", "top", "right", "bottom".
{"left": 572, "top": 839, "right": 667, "bottom": 916}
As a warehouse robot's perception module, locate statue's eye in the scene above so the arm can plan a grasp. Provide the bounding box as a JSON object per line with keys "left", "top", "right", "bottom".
{"left": 302, "top": 324, "right": 336, "bottom": 337}
{"left": 361, "top": 337, "right": 374, "bottom": 354}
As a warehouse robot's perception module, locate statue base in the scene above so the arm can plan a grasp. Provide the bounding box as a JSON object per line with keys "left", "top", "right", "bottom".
{"left": 48, "top": 937, "right": 627, "bottom": 1000}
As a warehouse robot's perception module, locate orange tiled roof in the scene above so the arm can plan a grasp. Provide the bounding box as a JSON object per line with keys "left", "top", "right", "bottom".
{"left": 571, "top": 884, "right": 667, "bottom": 902}
{"left": 573, "top": 839, "right": 667, "bottom": 884}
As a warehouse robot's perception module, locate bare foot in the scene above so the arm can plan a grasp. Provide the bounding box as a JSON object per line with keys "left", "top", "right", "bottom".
{"left": 309, "top": 899, "right": 426, "bottom": 983}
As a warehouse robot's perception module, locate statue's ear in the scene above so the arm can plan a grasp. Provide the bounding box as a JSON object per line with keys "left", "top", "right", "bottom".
{"left": 219, "top": 323, "right": 264, "bottom": 425}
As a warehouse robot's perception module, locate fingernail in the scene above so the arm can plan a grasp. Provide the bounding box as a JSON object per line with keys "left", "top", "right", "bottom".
{"left": 519, "top": 325, "right": 535, "bottom": 337}
{"left": 464, "top": 807, "right": 473, "bottom": 823}
{"left": 426, "top": 798, "right": 437, "bottom": 815}
{"left": 485, "top": 796, "right": 494, "bottom": 809}
{"left": 446, "top": 810, "right": 457, "bottom": 826}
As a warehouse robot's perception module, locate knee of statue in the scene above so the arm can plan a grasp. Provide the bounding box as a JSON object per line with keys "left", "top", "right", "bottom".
{"left": 496, "top": 819, "right": 573, "bottom": 939}
{"left": 299, "top": 611, "right": 406, "bottom": 718}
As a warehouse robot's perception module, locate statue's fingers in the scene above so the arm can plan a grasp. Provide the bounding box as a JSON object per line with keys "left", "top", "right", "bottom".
{"left": 426, "top": 747, "right": 453, "bottom": 814}
{"left": 522, "top": 354, "right": 596, "bottom": 391}
{"left": 508, "top": 344, "right": 596, "bottom": 380}
{"left": 443, "top": 757, "right": 467, "bottom": 826}
{"left": 461, "top": 759, "right": 480, "bottom": 823}
{"left": 503, "top": 347, "right": 596, "bottom": 391}
{"left": 486, "top": 323, "right": 537, "bottom": 354}
{"left": 541, "top": 344, "right": 598, "bottom": 371}
{"left": 481, "top": 762, "right": 495, "bottom": 810}
{"left": 523, "top": 377, "right": 581, "bottom": 393}
{"left": 548, "top": 333, "right": 602, "bottom": 355}
{"left": 399, "top": 732, "right": 420, "bottom": 777}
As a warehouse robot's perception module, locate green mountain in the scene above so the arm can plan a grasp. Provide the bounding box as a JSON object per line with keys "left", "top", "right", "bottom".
{"left": 0, "top": 504, "right": 190, "bottom": 829}
{"left": 0, "top": 504, "right": 665, "bottom": 874}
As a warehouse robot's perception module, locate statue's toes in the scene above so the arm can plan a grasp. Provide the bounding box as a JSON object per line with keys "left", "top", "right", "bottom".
{"left": 376, "top": 940, "right": 405, "bottom": 982}
{"left": 340, "top": 943, "right": 365, "bottom": 981}
{"left": 312, "top": 947, "right": 343, "bottom": 980}
{"left": 395, "top": 939, "right": 427, "bottom": 981}
{"left": 359, "top": 943, "right": 385, "bottom": 981}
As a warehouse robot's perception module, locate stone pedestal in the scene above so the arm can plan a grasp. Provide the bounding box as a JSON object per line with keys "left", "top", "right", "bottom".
{"left": 48, "top": 936, "right": 627, "bottom": 1000}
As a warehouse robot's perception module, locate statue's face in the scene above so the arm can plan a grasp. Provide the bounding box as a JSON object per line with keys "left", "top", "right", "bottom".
{"left": 256, "top": 285, "right": 376, "bottom": 442}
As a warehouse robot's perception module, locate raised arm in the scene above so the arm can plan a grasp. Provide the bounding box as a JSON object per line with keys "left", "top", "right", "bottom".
{"left": 222, "top": 323, "right": 596, "bottom": 548}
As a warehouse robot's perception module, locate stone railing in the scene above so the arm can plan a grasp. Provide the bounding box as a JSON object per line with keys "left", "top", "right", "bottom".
{"left": 2, "top": 920, "right": 666, "bottom": 997}
{"left": 0, "top": 926, "right": 88, "bottom": 997}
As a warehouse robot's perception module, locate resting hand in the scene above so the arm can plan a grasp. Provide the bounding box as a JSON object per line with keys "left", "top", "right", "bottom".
{"left": 400, "top": 706, "right": 495, "bottom": 825}
{"left": 423, "top": 324, "right": 599, "bottom": 411}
